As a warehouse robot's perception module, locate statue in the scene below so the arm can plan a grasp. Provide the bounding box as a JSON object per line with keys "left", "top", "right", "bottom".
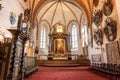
{"left": 35, "top": 46, "right": 39, "bottom": 54}
{"left": 17, "top": 13, "right": 23, "bottom": 30}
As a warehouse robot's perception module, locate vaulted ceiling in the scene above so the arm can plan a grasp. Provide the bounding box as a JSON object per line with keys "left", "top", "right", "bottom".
{"left": 37, "top": 0, "right": 84, "bottom": 27}
{"left": 31, "top": 0, "right": 93, "bottom": 27}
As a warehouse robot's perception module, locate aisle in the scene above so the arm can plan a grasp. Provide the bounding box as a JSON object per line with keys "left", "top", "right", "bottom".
{"left": 25, "top": 66, "right": 108, "bottom": 80}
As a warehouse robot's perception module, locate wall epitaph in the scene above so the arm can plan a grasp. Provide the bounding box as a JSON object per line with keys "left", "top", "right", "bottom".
{"left": 93, "top": 10, "right": 103, "bottom": 26}
{"left": 94, "top": 28, "right": 103, "bottom": 45}
{"left": 104, "top": 17, "right": 117, "bottom": 41}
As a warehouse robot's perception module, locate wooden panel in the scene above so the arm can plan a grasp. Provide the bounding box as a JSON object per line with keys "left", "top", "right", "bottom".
{"left": 106, "top": 41, "right": 120, "bottom": 64}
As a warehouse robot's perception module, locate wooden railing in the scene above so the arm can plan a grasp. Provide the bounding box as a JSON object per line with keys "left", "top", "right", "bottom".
{"left": 24, "top": 56, "right": 38, "bottom": 77}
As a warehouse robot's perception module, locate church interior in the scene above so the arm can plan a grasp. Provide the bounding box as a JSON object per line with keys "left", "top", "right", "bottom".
{"left": 0, "top": 0, "right": 120, "bottom": 80}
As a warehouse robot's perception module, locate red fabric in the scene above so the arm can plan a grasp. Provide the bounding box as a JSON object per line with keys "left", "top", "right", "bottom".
{"left": 25, "top": 66, "right": 108, "bottom": 80}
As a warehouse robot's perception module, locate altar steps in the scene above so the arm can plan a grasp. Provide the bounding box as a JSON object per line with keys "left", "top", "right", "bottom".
{"left": 40, "top": 63, "right": 80, "bottom": 67}
{"left": 37, "top": 59, "right": 90, "bottom": 67}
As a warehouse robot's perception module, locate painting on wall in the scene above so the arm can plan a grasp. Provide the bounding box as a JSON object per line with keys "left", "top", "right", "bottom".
{"left": 106, "top": 41, "right": 120, "bottom": 64}
{"left": 9, "top": 12, "right": 16, "bottom": 25}
{"left": 91, "top": 54, "right": 101, "bottom": 62}
{"left": 54, "top": 39, "right": 65, "bottom": 54}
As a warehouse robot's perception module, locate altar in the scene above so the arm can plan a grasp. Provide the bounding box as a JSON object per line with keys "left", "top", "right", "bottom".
{"left": 48, "top": 23, "right": 71, "bottom": 60}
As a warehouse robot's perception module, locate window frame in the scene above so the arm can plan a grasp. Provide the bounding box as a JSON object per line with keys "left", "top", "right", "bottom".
{"left": 71, "top": 24, "right": 78, "bottom": 49}
{"left": 40, "top": 26, "right": 46, "bottom": 49}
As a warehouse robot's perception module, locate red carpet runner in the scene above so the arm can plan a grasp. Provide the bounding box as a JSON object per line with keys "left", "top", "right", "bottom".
{"left": 25, "top": 66, "right": 108, "bottom": 80}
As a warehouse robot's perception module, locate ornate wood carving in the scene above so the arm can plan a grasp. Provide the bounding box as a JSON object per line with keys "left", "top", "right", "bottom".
{"left": 24, "top": 9, "right": 31, "bottom": 22}
{"left": 0, "top": 43, "right": 4, "bottom": 63}
{"left": 93, "top": 10, "right": 103, "bottom": 26}
{"left": 93, "top": 0, "right": 99, "bottom": 7}
{"left": 7, "top": 29, "right": 29, "bottom": 80}
{"left": 104, "top": 17, "right": 117, "bottom": 42}
{"left": 0, "top": 38, "right": 12, "bottom": 80}
{"left": 94, "top": 28, "right": 103, "bottom": 45}
{"left": 103, "top": 0, "right": 113, "bottom": 16}
{"left": 17, "top": 13, "right": 24, "bottom": 30}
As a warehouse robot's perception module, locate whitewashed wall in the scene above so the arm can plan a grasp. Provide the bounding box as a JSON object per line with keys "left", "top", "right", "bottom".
{"left": 88, "top": 0, "right": 120, "bottom": 64}
{"left": 0, "top": 0, "right": 29, "bottom": 37}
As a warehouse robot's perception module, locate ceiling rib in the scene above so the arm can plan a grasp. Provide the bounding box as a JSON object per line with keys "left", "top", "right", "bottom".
{"left": 62, "top": 1, "right": 78, "bottom": 23}
{"left": 60, "top": 1, "right": 67, "bottom": 27}
{"left": 39, "top": 1, "right": 57, "bottom": 23}
{"left": 64, "top": 0, "right": 82, "bottom": 11}
{"left": 51, "top": 1, "right": 59, "bottom": 26}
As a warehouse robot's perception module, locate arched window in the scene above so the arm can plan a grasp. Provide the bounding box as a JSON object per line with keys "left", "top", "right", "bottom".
{"left": 81, "top": 24, "right": 88, "bottom": 47}
{"left": 71, "top": 25, "right": 78, "bottom": 49}
{"left": 40, "top": 26, "right": 46, "bottom": 49}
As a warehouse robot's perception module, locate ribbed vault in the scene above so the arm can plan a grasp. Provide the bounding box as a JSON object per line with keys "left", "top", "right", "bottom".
{"left": 31, "top": 0, "right": 92, "bottom": 28}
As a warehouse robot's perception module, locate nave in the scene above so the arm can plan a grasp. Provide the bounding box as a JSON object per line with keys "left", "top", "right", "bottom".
{"left": 25, "top": 66, "right": 108, "bottom": 80}
{"left": 0, "top": 0, "right": 120, "bottom": 80}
